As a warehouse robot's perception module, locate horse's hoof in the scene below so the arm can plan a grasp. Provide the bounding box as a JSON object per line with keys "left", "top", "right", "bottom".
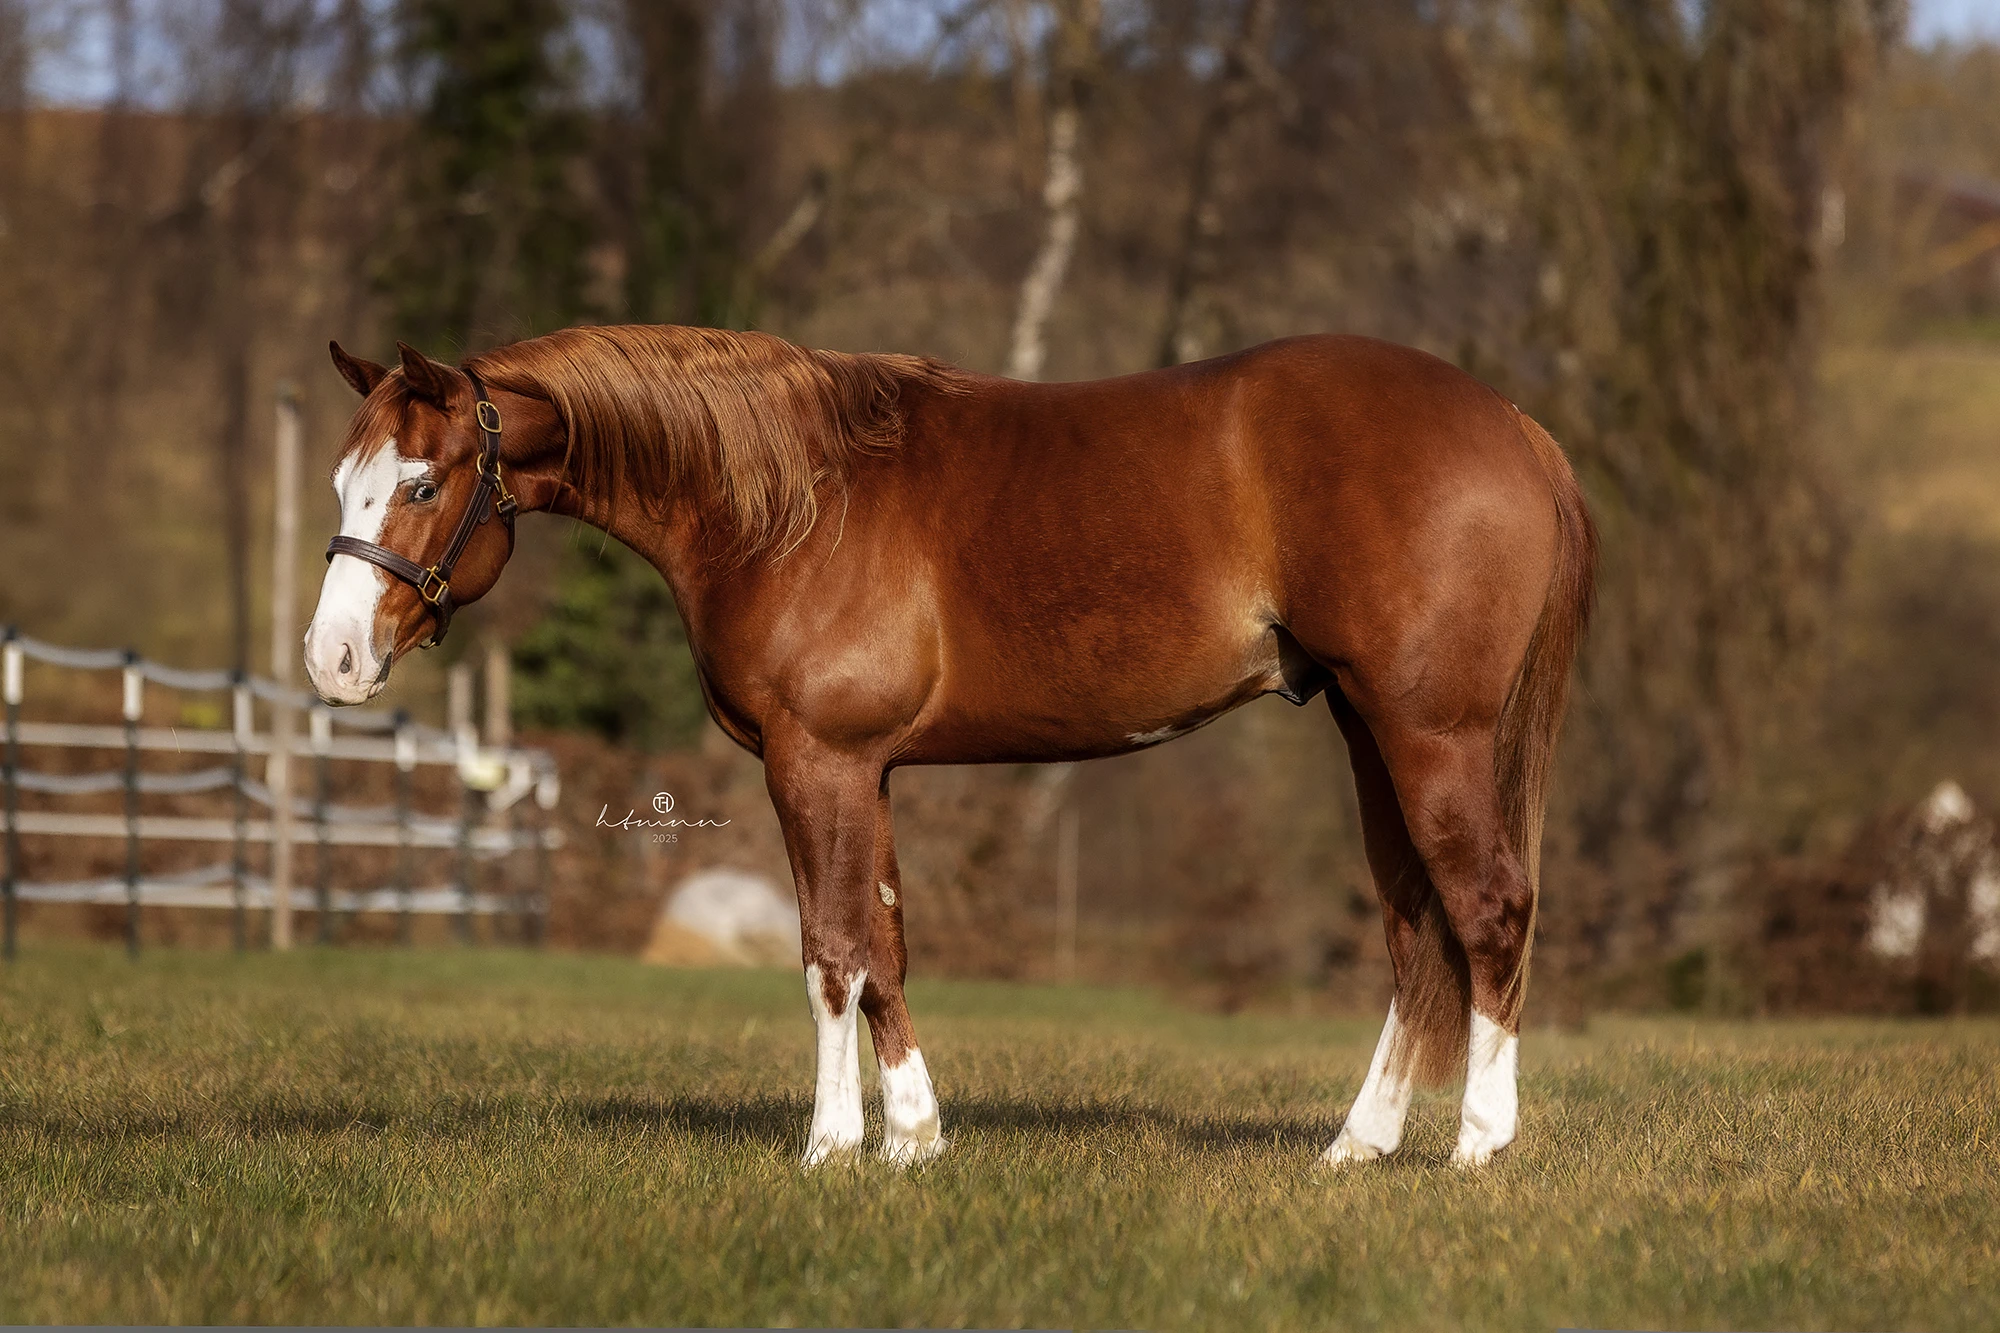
{"left": 1321, "top": 1131, "right": 1389, "bottom": 1166}
{"left": 1449, "top": 1135, "right": 1512, "bottom": 1168}
{"left": 801, "top": 1136, "right": 863, "bottom": 1169}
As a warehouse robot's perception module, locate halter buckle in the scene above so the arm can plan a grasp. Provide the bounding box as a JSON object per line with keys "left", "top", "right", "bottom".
{"left": 475, "top": 400, "right": 503, "bottom": 434}
{"left": 417, "top": 566, "right": 451, "bottom": 607}
{"left": 493, "top": 471, "right": 519, "bottom": 522}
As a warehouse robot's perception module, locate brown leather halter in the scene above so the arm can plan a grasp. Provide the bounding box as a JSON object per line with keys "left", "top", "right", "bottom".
{"left": 325, "top": 369, "right": 518, "bottom": 649}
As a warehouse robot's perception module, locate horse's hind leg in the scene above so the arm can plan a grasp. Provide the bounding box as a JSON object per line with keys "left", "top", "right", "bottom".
{"left": 1322, "top": 692, "right": 1429, "bottom": 1165}
{"left": 1365, "top": 715, "right": 1530, "bottom": 1167}
{"left": 860, "top": 784, "right": 945, "bottom": 1163}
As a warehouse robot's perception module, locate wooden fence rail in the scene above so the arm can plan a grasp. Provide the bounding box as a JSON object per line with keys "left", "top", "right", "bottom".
{"left": 0, "top": 627, "right": 562, "bottom": 958}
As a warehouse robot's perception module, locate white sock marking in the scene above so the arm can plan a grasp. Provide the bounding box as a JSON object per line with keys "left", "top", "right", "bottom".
{"left": 878, "top": 1047, "right": 945, "bottom": 1164}
{"left": 1452, "top": 1011, "right": 1519, "bottom": 1167}
{"left": 802, "top": 963, "right": 866, "bottom": 1166}
{"left": 1324, "top": 999, "right": 1414, "bottom": 1165}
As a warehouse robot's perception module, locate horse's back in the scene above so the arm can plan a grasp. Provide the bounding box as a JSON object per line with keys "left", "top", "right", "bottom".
{"left": 900, "top": 332, "right": 1556, "bottom": 607}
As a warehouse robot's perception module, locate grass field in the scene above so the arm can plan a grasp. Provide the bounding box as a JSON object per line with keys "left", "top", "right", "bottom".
{"left": 1, "top": 947, "right": 1997, "bottom": 1330}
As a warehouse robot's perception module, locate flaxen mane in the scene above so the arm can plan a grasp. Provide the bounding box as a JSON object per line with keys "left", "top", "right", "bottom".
{"left": 468, "top": 326, "right": 963, "bottom": 557}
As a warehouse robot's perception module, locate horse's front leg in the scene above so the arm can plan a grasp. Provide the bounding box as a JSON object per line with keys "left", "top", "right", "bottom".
{"left": 860, "top": 784, "right": 945, "bottom": 1163}
{"left": 764, "top": 726, "right": 892, "bottom": 1166}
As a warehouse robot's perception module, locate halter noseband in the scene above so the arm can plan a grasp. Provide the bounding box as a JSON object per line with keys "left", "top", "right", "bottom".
{"left": 325, "top": 368, "right": 518, "bottom": 649}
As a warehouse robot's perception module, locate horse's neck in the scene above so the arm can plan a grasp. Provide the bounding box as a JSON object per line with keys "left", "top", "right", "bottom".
{"left": 590, "top": 492, "right": 707, "bottom": 604}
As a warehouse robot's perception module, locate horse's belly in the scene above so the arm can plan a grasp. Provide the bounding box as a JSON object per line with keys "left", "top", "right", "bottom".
{"left": 904, "top": 614, "right": 1313, "bottom": 764}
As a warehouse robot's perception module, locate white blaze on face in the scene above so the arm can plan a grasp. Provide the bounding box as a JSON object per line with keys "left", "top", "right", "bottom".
{"left": 802, "top": 963, "right": 867, "bottom": 1167}
{"left": 1452, "top": 1011, "right": 1519, "bottom": 1167}
{"left": 1323, "top": 999, "right": 1416, "bottom": 1165}
{"left": 303, "top": 440, "right": 429, "bottom": 705}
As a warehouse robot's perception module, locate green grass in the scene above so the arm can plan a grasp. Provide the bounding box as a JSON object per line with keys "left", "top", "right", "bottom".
{"left": 2, "top": 947, "right": 1997, "bottom": 1329}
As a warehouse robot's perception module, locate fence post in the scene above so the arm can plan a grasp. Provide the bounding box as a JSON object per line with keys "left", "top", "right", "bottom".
{"left": 1056, "top": 802, "right": 1079, "bottom": 983}
{"left": 484, "top": 641, "right": 515, "bottom": 940}
{"left": 498, "top": 756, "right": 527, "bottom": 943}
{"left": 3, "top": 628, "right": 21, "bottom": 962}
{"left": 310, "top": 706, "right": 332, "bottom": 944}
{"left": 122, "top": 653, "right": 142, "bottom": 959}
{"left": 447, "top": 663, "right": 474, "bottom": 740}
{"left": 230, "top": 678, "right": 251, "bottom": 952}
{"left": 268, "top": 706, "right": 295, "bottom": 950}
{"left": 448, "top": 664, "right": 475, "bottom": 945}
{"left": 455, "top": 773, "right": 476, "bottom": 946}
{"left": 267, "top": 380, "right": 302, "bottom": 951}
{"left": 532, "top": 767, "right": 558, "bottom": 948}
{"left": 394, "top": 712, "right": 414, "bottom": 945}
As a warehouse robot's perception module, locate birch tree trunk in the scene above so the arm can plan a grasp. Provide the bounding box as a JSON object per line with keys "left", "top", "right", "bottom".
{"left": 1007, "top": 0, "right": 1099, "bottom": 381}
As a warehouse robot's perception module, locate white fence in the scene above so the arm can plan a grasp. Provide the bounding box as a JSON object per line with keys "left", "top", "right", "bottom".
{"left": 0, "top": 629, "right": 562, "bottom": 957}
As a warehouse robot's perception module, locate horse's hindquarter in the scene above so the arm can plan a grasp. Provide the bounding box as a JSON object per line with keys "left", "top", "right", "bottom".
{"left": 899, "top": 338, "right": 1559, "bottom": 761}
{"left": 1247, "top": 337, "right": 1560, "bottom": 725}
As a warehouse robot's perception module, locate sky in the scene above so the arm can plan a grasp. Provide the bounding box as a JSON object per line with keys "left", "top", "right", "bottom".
{"left": 23, "top": 0, "right": 2000, "bottom": 109}
{"left": 1911, "top": 0, "right": 2000, "bottom": 44}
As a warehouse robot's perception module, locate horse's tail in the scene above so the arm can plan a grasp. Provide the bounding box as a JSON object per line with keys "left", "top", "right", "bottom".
{"left": 1491, "top": 408, "right": 1596, "bottom": 1026}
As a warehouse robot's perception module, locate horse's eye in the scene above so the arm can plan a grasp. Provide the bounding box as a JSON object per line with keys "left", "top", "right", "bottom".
{"left": 410, "top": 481, "right": 439, "bottom": 504}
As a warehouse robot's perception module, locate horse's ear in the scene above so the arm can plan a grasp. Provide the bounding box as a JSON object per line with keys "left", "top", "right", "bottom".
{"left": 395, "top": 341, "right": 458, "bottom": 407}
{"left": 329, "top": 341, "right": 388, "bottom": 397}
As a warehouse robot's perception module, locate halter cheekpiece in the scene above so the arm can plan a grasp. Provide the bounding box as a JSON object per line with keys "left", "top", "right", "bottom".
{"left": 324, "top": 368, "right": 518, "bottom": 649}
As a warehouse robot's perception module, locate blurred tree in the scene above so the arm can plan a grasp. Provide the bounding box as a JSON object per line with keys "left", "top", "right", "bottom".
{"left": 1154, "top": 0, "right": 1283, "bottom": 367}
{"left": 613, "top": 0, "right": 779, "bottom": 328}
{"left": 377, "top": 0, "right": 596, "bottom": 351}
{"left": 0, "top": 1, "right": 24, "bottom": 111}
{"left": 511, "top": 532, "right": 709, "bottom": 752}
{"left": 1495, "top": 0, "right": 1904, "bottom": 994}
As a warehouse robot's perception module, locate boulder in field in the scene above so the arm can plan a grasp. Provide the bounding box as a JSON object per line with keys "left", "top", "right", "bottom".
{"left": 643, "top": 868, "right": 799, "bottom": 968}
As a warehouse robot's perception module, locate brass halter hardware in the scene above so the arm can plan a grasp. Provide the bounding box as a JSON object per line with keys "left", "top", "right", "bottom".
{"left": 324, "top": 368, "right": 517, "bottom": 649}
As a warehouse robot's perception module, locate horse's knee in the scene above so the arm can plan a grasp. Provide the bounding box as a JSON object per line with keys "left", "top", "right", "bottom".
{"left": 800, "top": 881, "right": 874, "bottom": 982}
{"left": 802, "top": 935, "right": 868, "bottom": 1014}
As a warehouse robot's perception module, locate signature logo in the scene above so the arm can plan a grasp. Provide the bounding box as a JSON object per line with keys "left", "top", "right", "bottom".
{"left": 595, "top": 794, "right": 729, "bottom": 831}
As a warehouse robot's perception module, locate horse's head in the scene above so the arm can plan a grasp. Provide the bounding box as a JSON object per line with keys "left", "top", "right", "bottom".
{"left": 305, "top": 341, "right": 529, "bottom": 705}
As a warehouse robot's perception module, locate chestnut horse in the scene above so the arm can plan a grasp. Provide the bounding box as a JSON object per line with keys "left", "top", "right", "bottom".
{"left": 303, "top": 327, "right": 1594, "bottom": 1168}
